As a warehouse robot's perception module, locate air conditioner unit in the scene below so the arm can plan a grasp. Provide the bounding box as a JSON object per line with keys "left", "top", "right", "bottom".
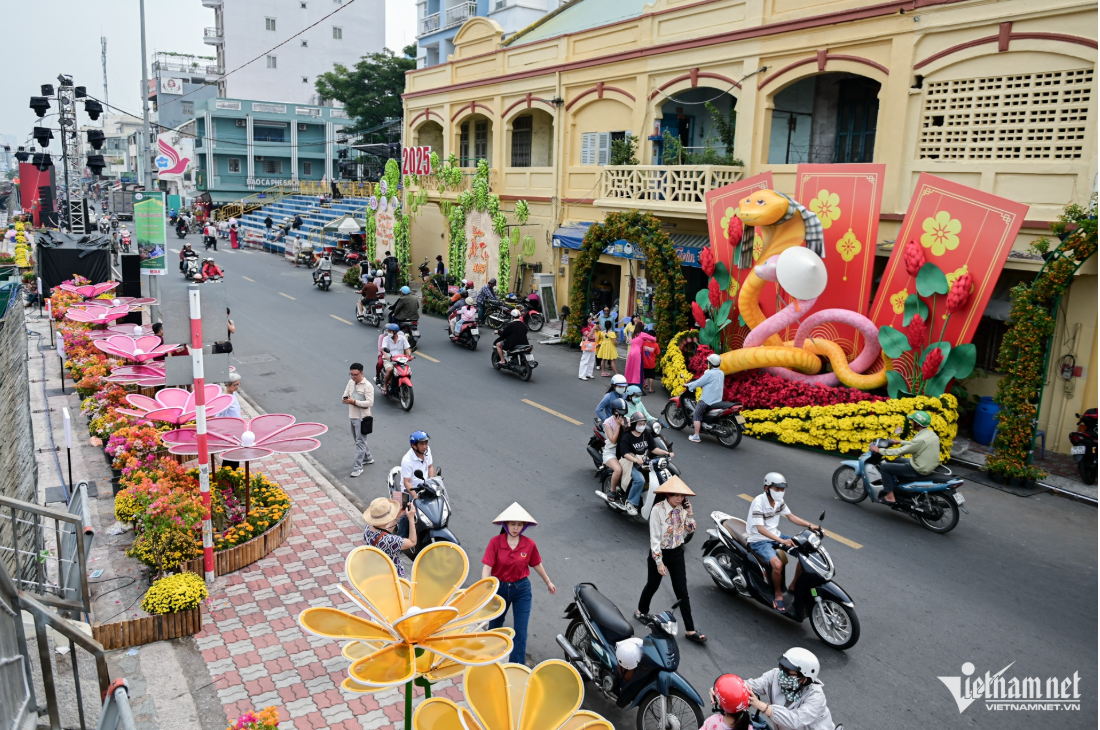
{"left": 298, "top": 123, "right": 307, "bottom": 131}
{"left": 235, "top": 119, "right": 246, "bottom": 127}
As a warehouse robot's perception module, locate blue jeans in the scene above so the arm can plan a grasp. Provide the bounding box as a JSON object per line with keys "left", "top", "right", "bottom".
{"left": 488, "top": 577, "right": 532, "bottom": 664}
{"left": 626, "top": 466, "right": 646, "bottom": 507}
{"left": 749, "top": 535, "right": 790, "bottom": 563}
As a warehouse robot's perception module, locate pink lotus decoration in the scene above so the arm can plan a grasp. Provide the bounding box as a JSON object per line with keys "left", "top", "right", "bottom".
{"left": 118, "top": 385, "right": 235, "bottom": 425}
{"left": 93, "top": 335, "right": 180, "bottom": 363}
{"left": 106, "top": 364, "right": 166, "bottom": 387}
{"left": 108, "top": 324, "right": 154, "bottom": 336}
{"left": 162, "top": 414, "right": 327, "bottom": 460}
{"left": 71, "top": 296, "right": 157, "bottom": 309}
{"left": 64, "top": 304, "right": 132, "bottom": 324}
{"left": 58, "top": 281, "right": 118, "bottom": 298}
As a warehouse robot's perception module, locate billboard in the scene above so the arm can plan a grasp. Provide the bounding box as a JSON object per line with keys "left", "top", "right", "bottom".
{"left": 159, "top": 77, "right": 184, "bottom": 95}
{"left": 134, "top": 191, "right": 167, "bottom": 275}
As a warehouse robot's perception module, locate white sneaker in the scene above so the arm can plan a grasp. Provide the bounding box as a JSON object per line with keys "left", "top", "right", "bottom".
{"left": 364, "top": 458, "right": 375, "bottom": 465}
{"left": 350, "top": 468, "right": 363, "bottom": 477}
{"left": 625, "top": 503, "right": 639, "bottom": 517}
{"left": 688, "top": 435, "right": 701, "bottom": 443}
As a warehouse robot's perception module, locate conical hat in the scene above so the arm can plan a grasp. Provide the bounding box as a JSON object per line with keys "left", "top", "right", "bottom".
{"left": 654, "top": 475, "right": 696, "bottom": 497}
{"left": 492, "top": 502, "right": 537, "bottom": 525}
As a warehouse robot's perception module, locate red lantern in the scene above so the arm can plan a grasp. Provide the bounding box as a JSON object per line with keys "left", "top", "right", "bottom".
{"left": 691, "top": 302, "right": 706, "bottom": 327}
{"left": 922, "top": 347, "right": 944, "bottom": 380}
{"left": 946, "top": 273, "right": 973, "bottom": 314}
{"left": 700, "top": 245, "right": 716, "bottom": 277}
{"left": 708, "top": 278, "right": 723, "bottom": 308}
{"left": 903, "top": 240, "right": 925, "bottom": 278}
{"left": 907, "top": 314, "right": 927, "bottom": 353}
{"left": 726, "top": 216, "right": 743, "bottom": 250}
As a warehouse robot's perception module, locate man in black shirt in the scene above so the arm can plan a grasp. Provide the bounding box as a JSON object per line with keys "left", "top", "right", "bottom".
{"left": 494, "top": 309, "right": 529, "bottom": 365}
{"left": 382, "top": 251, "right": 400, "bottom": 292}
{"left": 617, "top": 412, "right": 673, "bottom": 515}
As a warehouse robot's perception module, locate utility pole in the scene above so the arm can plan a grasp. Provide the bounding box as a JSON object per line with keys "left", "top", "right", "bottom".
{"left": 101, "top": 37, "right": 109, "bottom": 112}
{"left": 138, "top": 0, "right": 159, "bottom": 320}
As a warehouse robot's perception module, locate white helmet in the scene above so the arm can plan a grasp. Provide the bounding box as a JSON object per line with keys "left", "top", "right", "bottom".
{"left": 779, "top": 647, "right": 820, "bottom": 682}
{"left": 764, "top": 472, "right": 787, "bottom": 489}
{"left": 707, "top": 353, "right": 722, "bottom": 367}
{"left": 615, "top": 637, "right": 644, "bottom": 670}
{"left": 510, "top": 308, "right": 522, "bottom": 319}
{"left": 611, "top": 374, "right": 627, "bottom": 386}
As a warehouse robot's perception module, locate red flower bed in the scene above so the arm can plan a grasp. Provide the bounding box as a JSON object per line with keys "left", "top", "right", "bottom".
{"left": 686, "top": 345, "right": 886, "bottom": 409}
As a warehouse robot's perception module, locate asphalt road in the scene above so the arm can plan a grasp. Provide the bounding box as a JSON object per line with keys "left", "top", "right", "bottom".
{"left": 160, "top": 236, "right": 1098, "bottom": 729}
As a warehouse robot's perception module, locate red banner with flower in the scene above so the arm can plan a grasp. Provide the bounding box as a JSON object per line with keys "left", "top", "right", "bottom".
{"left": 704, "top": 172, "right": 774, "bottom": 274}
{"left": 868, "top": 173, "right": 1028, "bottom": 350}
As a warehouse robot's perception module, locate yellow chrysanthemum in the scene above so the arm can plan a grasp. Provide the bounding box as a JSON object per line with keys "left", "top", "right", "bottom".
{"left": 298, "top": 543, "right": 512, "bottom": 690}
{"left": 920, "top": 211, "right": 962, "bottom": 256}
{"left": 413, "top": 659, "right": 611, "bottom": 730}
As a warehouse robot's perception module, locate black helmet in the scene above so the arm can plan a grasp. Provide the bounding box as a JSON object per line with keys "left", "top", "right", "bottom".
{"left": 611, "top": 398, "right": 628, "bottom": 416}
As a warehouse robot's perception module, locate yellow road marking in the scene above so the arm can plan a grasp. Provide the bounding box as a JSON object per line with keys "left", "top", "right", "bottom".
{"left": 523, "top": 399, "right": 583, "bottom": 426}
{"left": 279, "top": 292, "right": 296, "bottom": 300}
{"left": 737, "top": 494, "right": 862, "bottom": 549}
{"left": 242, "top": 276, "right": 256, "bottom": 282}
{"left": 416, "top": 352, "right": 440, "bottom": 363}
{"left": 329, "top": 315, "right": 353, "bottom": 325}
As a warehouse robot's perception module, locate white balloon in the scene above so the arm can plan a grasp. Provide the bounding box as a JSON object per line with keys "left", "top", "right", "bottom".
{"left": 776, "top": 247, "right": 828, "bottom": 299}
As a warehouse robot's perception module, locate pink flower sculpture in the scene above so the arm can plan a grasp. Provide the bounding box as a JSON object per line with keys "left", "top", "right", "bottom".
{"left": 58, "top": 281, "right": 118, "bottom": 298}
{"left": 93, "top": 335, "right": 180, "bottom": 363}
{"left": 118, "top": 384, "right": 235, "bottom": 425}
{"left": 162, "top": 414, "right": 327, "bottom": 461}
{"left": 64, "top": 305, "right": 132, "bottom": 324}
{"left": 108, "top": 324, "right": 154, "bottom": 336}
{"left": 106, "top": 364, "right": 166, "bottom": 387}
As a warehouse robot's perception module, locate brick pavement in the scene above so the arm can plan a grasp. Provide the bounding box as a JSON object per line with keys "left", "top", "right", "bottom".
{"left": 194, "top": 453, "right": 465, "bottom": 729}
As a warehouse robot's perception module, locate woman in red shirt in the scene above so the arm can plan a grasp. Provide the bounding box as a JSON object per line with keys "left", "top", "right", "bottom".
{"left": 482, "top": 503, "right": 556, "bottom": 664}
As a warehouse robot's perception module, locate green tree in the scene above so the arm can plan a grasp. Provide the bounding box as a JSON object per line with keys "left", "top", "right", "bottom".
{"left": 314, "top": 44, "right": 417, "bottom": 133}
{"left": 610, "top": 134, "right": 638, "bottom": 165}
{"left": 704, "top": 101, "right": 736, "bottom": 157}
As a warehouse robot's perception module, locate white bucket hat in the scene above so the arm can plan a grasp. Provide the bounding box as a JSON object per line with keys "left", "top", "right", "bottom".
{"left": 491, "top": 502, "right": 537, "bottom": 526}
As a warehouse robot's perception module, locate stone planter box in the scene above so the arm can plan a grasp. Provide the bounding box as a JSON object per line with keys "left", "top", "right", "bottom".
{"left": 180, "top": 511, "right": 293, "bottom": 577}
{"left": 92, "top": 605, "right": 203, "bottom": 650}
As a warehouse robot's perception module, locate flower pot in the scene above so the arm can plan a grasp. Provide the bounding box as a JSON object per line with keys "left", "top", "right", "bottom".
{"left": 111, "top": 477, "right": 123, "bottom": 496}
{"left": 989, "top": 472, "right": 1004, "bottom": 484}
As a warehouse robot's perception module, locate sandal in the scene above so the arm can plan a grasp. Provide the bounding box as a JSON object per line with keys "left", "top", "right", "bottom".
{"left": 634, "top": 610, "right": 645, "bottom": 622}
{"left": 773, "top": 599, "right": 787, "bottom": 614}
{"left": 686, "top": 632, "right": 707, "bottom": 644}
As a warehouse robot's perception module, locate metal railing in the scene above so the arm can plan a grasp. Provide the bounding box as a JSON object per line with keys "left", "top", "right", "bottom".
{"left": 0, "top": 485, "right": 93, "bottom": 618}
{"left": 598, "top": 164, "right": 745, "bottom": 204}
{"left": 203, "top": 26, "right": 223, "bottom": 40}
{"left": 215, "top": 184, "right": 291, "bottom": 221}
{"left": 444, "top": 1, "right": 477, "bottom": 28}
{"left": 419, "top": 12, "right": 441, "bottom": 35}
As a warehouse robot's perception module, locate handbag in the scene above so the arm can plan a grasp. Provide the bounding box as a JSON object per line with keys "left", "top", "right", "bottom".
{"left": 581, "top": 340, "right": 597, "bottom": 352}
{"left": 360, "top": 416, "right": 374, "bottom": 435}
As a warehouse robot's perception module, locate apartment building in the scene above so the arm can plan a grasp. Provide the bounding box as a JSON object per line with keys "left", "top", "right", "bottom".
{"left": 416, "top": 0, "right": 556, "bottom": 68}
{"left": 148, "top": 52, "right": 220, "bottom": 131}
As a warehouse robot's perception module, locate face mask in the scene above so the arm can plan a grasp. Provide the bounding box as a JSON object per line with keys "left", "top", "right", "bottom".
{"left": 615, "top": 386, "right": 626, "bottom": 394}
{"left": 629, "top": 396, "right": 639, "bottom": 404}
{"left": 768, "top": 488, "right": 785, "bottom": 505}
{"left": 778, "top": 673, "right": 804, "bottom": 702}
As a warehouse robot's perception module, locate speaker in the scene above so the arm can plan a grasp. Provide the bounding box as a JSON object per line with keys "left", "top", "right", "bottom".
{"left": 118, "top": 254, "right": 143, "bottom": 325}
{"left": 38, "top": 185, "right": 57, "bottom": 227}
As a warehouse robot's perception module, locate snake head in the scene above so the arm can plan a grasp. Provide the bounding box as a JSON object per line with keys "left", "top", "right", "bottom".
{"left": 737, "top": 190, "right": 789, "bottom": 226}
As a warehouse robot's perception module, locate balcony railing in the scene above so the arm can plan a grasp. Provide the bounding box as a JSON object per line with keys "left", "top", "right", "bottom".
{"left": 444, "top": 1, "right": 477, "bottom": 29}
{"left": 152, "top": 60, "right": 223, "bottom": 77}
{"left": 598, "top": 165, "right": 745, "bottom": 205}
{"left": 419, "top": 12, "right": 441, "bottom": 35}
{"left": 203, "top": 26, "right": 223, "bottom": 43}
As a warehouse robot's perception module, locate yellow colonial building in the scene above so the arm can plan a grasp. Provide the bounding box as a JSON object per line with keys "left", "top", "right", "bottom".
{"left": 401, "top": 0, "right": 1097, "bottom": 456}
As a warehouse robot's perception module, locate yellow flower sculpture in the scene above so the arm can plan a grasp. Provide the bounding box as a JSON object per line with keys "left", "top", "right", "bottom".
{"left": 890, "top": 288, "right": 909, "bottom": 314}
{"left": 920, "top": 211, "right": 962, "bottom": 256}
{"left": 809, "top": 189, "right": 842, "bottom": 230}
{"left": 298, "top": 543, "right": 512, "bottom": 691}
{"left": 719, "top": 207, "right": 738, "bottom": 240}
{"left": 752, "top": 233, "right": 764, "bottom": 261}
{"left": 945, "top": 264, "right": 970, "bottom": 287}
{"left": 414, "top": 659, "right": 611, "bottom": 730}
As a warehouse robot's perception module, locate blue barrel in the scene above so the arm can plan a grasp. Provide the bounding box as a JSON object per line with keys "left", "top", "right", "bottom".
{"left": 973, "top": 396, "right": 1000, "bottom": 445}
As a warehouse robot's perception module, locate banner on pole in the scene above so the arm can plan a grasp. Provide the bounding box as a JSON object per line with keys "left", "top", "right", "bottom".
{"left": 134, "top": 190, "right": 167, "bottom": 275}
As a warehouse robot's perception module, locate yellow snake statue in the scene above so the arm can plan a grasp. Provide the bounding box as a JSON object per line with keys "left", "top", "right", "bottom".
{"left": 717, "top": 190, "right": 888, "bottom": 391}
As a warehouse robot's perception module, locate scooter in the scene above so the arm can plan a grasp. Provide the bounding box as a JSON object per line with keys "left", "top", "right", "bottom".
{"left": 203, "top": 233, "right": 217, "bottom": 250}
{"left": 418, "top": 257, "right": 431, "bottom": 282}
{"left": 558, "top": 584, "right": 705, "bottom": 730}
{"left": 182, "top": 256, "right": 200, "bottom": 280}
{"left": 701, "top": 510, "right": 860, "bottom": 650}
{"left": 491, "top": 343, "right": 536, "bottom": 381}
{"left": 385, "top": 467, "right": 458, "bottom": 559}
{"left": 119, "top": 231, "right": 131, "bottom": 253}
{"left": 587, "top": 419, "right": 679, "bottom": 519}
{"left": 355, "top": 297, "right": 386, "bottom": 327}
{"left": 313, "top": 268, "right": 332, "bottom": 291}
{"left": 394, "top": 319, "right": 420, "bottom": 352}
{"left": 376, "top": 353, "right": 414, "bottom": 411}
{"left": 662, "top": 393, "right": 745, "bottom": 448}
{"left": 175, "top": 225, "right": 188, "bottom": 239}
{"left": 447, "top": 317, "right": 480, "bottom": 350}
{"left": 831, "top": 437, "right": 967, "bottom": 533}
{"left": 1068, "top": 408, "right": 1097, "bottom": 485}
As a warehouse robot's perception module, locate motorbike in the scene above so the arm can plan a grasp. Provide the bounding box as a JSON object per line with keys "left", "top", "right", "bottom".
{"left": 385, "top": 467, "right": 458, "bottom": 559}
{"left": 182, "top": 256, "right": 200, "bottom": 280}
{"left": 587, "top": 419, "right": 680, "bottom": 519}
{"left": 98, "top": 219, "right": 111, "bottom": 235}
{"left": 1068, "top": 408, "right": 1097, "bottom": 484}
{"left": 119, "top": 232, "right": 131, "bottom": 253}
{"left": 203, "top": 233, "right": 217, "bottom": 250}
{"left": 295, "top": 247, "right": 316, "bottom": 268}
{"left": 355, "top": 296, "right": 386, "bottom": 327}
{"left": 662, "top": 393, "right": 745, "bottom": 448}
{"left": 831, "top": 437, "right": 967, "bottom": 533}
{"left": 393, "top": 319, "right": 420, "bottom": 352}
{"left": 447, "top": 317, "right": 480, "bottom": 350}
{"left": 504, "top": 292, "right": 546, "bottom": 332}
{"left": 418, "top": 257, "right": 431, "bottom": 282}
{"left": 313, "top": 268, "right": 332, "bottom": 291}
{"left": 376, "top": 353, "right": 414, "bottom": 411}
{"left": 558, "top": 584, "right": 705, "bottom": 730}
{"left": 491, "top": 342, "right": 536, "bottom": 381}
{"left": 701, "top": 510, "right": 860, "bottom": 650}
{"left": 483, "top": 300, "right": 512, "bottom": 330}
{"left": 175, "top": 225, "right": 188, "bottom": 239}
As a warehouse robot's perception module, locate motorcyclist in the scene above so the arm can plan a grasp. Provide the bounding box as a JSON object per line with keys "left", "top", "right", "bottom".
{"left": 358, "top": 276, "right": 379, "bottom": 317}
{"left": 746, "top": 473, "right": 819, "bottom": 613}
{"left": 169, "top": 209, "right": 178, "bottom": 225}
{"left": 476, "top": 278, "right": 499, "bottom": 323}
{"left": 203, "top": 221, "right": 218, "bottom": 250}
{"left": 450, "top": 280, "right": 475, "bottom": 307}
{"left": 400, "top": 430, "right": 434, "bottom": 493}
{"left": 379, "top": 323, "right": 411, "bottom": 393}
{"left": 869, "top": 410, "right": 940, "bottom": 504}
{"left": 601, "top": 397, "right": 628, "bottom": 500}
{"left": 745, "top": 648, "right": 835, "bottom": 730}
{"left": 493, "top": 308, "right": 528, "bottom": 365}
{"left": 596, "top": 374, "right": 629, "bottom": 420}
{"left": 119, "top": 226, "right": 132, "bottom": 250}
{"left": 200, "top": 258, "right": 224, "bottom": 281}
{"left": 451, "top": 296, "right": 478, "bottom": 336}
{"left": 179, "top": 242, "right": 198, "bottom": 272}
{"left": 389, "top": 285, "right": 420, "bottom": 325}
{"left": 704, "top": 674, "right": 753, "bottom": 730}
{"left": 175, "top": 216, "right": 189, "bottom": 237}
{"left": 625, "top": 385, "right": 655, "bottom": 422}
{"left": 110, "top": 215, "right": 119, "bottom": 231}
{"left": 617, "top": 412, "right": 674, "bottom": 515}
{"left": 313, "top": 251, "right": 332, "bottom": 284}
{"left": 684, "top": 353, "right": 726, "bottom": 443}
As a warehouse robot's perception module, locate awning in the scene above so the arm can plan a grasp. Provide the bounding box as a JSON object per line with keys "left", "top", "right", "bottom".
{"left": 551, "top": 222, "right": 708, "bottom": 268}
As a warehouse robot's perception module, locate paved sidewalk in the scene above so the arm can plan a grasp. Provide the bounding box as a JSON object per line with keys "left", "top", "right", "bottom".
{"left": 194, "top": 449, "right": 466, "bottom": 729}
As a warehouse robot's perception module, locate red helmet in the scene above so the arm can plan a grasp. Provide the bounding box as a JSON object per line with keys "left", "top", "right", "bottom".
{"left": 713, "top": 674, "right": 751, "bottom": 714}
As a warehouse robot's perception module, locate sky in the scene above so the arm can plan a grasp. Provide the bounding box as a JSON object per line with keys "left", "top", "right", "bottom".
{"left": 1, "top": 0, "right": 416, "bottom": 149}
